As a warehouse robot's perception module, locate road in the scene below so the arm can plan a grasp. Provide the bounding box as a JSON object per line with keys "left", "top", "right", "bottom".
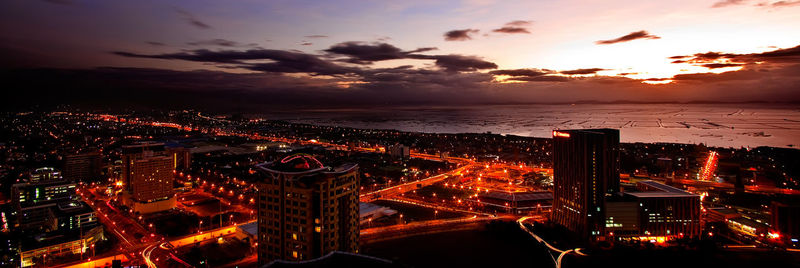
{"left": 517, "top": 216, "right": 586, "bottom": 268}
{"left": 360, "top": 215, "right": 510, "bottom": 244}
{"left": 360, "top": 158, "right": 475, "bottom": 202}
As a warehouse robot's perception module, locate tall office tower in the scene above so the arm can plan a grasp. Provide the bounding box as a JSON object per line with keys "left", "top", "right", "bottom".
{"left": 63, "top": 151, "right": 103, "bottom": 182}
{"left": 552, "top": 129, "right": 620, "bottom": 240}
{"left": 121, "top": 143, "right": 175, "bottom": 213}
{"left": 255, "top": 154, "right": 359, "bottom": 266}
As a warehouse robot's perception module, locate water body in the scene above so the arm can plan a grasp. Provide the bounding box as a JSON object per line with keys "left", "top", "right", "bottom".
{"left": 260, "top": 104, "right": 800, "bottom": 149}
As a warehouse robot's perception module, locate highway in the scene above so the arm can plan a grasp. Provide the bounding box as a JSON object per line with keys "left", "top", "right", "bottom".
{"left": 361, "top": 215, "right": 511, "bottom": 244}
{"left": 360, "top": 157, "right": 475, "bottom": 202}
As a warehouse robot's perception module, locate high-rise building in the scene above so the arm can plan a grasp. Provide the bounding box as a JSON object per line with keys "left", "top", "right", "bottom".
{"left": 552, "top": 128, "right": 620, "bottom": 240}
{"left": 121, "top": 143, "right": 175, "bottom": 213}
{"left": 255, "top": 154, "right": 359, "bottom": 266}
{"left": 128, "top": 155, "right": 173, "bottom": 202}
{"left": 63, "top": 151, "right": 103, "bottom": 182}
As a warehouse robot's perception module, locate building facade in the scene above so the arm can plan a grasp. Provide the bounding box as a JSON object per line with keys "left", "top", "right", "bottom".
{"left": 551, "top": 129, "right": 620, "bottom": 240}
{"left": 63, "top": 152, "right": 103, "bottom": 182}
{"left": 606, "top": 181, "right": 701, "bottom": 241}
{"left": 29, "top": 167, "right": 63, "bottom": 183}
{"left": 121, "top": 143, "right": 176, "bottom": 213}
{"left": 12, "top": 180, "right": 76, "bottom": 210}
{"left": 255, "top": 154, "right": 359, "bottom": 266}
{"left": 771, "top": 201, "right": 800, "bottom": 246}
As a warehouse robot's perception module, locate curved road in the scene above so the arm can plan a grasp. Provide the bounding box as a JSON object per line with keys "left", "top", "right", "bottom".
{"left": 517, "top": 217, "right": 586, "bottom": 268}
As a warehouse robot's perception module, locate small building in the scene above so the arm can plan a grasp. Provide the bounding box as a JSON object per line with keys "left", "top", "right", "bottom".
{"left": 727, "top": 216, "right": 769, "bottom": 238}
{"left": 19, "top": 224, "right": 104, "bottom": 267}
{"left": 706, "top": 207, "right": 739, "bottom": 223}
{"left": 236, "top": 221, "right": 258, "bottom": 245}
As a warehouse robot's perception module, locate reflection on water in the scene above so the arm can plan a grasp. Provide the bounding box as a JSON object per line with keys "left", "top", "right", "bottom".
{"left": 259, "top": 104, "right": 800, "bottom": 148}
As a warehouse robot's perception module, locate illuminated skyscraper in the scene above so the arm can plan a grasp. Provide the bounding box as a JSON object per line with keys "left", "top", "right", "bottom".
{"left": 552, "top": 129, "right": 620, "bottom": 240}
{"left": 121, "top": 143, "right": 175, "bottom": 213}
{"left": 255, "top": 154, "right": 359, "bottom": 266}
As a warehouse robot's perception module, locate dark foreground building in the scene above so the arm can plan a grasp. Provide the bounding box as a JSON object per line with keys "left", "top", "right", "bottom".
{"left": 256, "top": 154, "right": 359, "bottom": 266}
{"left": 551, "top": 129, "right": 620, "bottom": 240}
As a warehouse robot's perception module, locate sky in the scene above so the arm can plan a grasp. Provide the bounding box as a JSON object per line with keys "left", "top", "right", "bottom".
{"left": 1, "top": 0, "right": 799, "bottom": 109}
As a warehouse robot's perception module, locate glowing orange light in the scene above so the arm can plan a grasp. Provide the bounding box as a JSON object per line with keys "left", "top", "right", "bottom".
{"left": 553, "top": 131, "right": 570, "bottom": 138}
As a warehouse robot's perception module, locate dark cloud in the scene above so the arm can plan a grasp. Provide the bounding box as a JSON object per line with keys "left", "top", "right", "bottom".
{"left": 659, "top": 45, "right": 800, "bottom": 101}
{"left": 444, "top": 29, "right": 479, "bottom": 41}
{"left": 670, "top": 44, "right": 800, "bottom": 68}
{"left": 187, "top": 39, "right": 257, "bottom": 47}
{"left": 321, "top": 42, "right": 494, "bottom": 71}
{"left": 702, "top": 63, "right": 744, "bottom": 69}
{"left": 711, "top": 0, "right": 746, "bottom": 8}
{"left": 491, "top": 20, "right": 533, "bottom": 34}
{"left": 505, "top": 20, "right": 533, "bottom": 26}
{"left": 560, "top": 68, "right": 607, "bottom": 75}
{"left": 41, "top": 0, "right": 75, "bottom": 5}
{"left": 506, "top": 75, "right": 571, "bottom": 82}
{"left": 114, "top": 41, "right": 495, "bottom": 77}
{"left": 304, "top": 35, "right": 328, "bottom": 38}
{"left": 324, "top": 42, "right": 436, "bottom": 64}
{"left": 489, "top": 68, "right": 551, "bottom": 77}
{"left": 175, "top": 8, "right": 211, "bottom": 29}
{"left": 595, "top": 30, "right": 661, "bottom": 45}
{"left": 146, "top": 41, "right": 166, "bottom": 46}
{"left": 301, "top": 42, "right": 313, "bottom": 46}
{"left": 424, "top": 55, "right": 497, "bottom": 72}
{"left": 360, "top": 67, "right": 494, "bottom": 90}
{"left": 491, "top": 27, "right": 531, "bottom": 34}
{"left": 113, "top": 49, "right": 359, "bottom": 75}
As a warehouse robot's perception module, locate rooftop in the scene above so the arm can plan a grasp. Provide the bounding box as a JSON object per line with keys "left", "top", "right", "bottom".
{"left": 625, "top": 180, "right": 698, "bottom": 198}
{"left": 270, "top": 154, "right": 326, "bottom": 172}
{"left": 237, "top": 221, "right": 258, "bottom": 237}
{"left": 256, "top": 154, "right": 357, "bottom": 176}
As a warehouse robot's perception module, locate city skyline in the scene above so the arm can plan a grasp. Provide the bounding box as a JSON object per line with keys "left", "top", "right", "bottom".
{"left": 2, "top": 0, "right": 800, "bottom": 108}
{"left": 0, "top": 110, "right": 798, "bottom": 267}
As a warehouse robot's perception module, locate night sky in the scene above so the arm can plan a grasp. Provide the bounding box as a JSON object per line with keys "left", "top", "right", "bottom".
{"left": 2, "top": 0, "right": 799, "bottom": 110}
